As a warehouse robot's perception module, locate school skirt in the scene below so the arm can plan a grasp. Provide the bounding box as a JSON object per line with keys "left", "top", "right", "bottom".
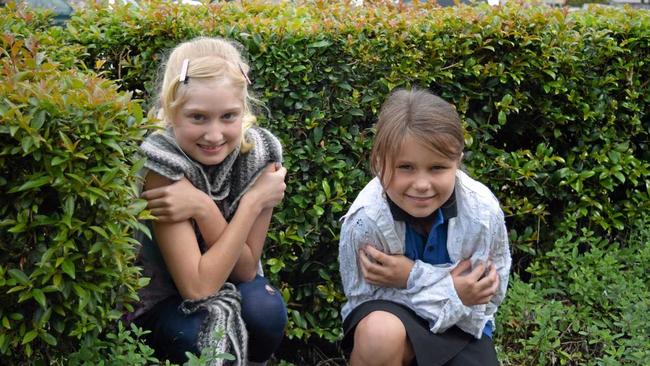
{"left": 341, "top": 300, "right": 498, "bottom": 366}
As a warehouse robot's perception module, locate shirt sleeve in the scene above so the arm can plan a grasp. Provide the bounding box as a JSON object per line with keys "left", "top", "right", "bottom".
{"left": 455, "top": 209, "right": 512, "bottom": 338}
{"left": 403, "top": 260, "right": 473, "bottom": 334}
{"left": 486, "top": 210, "right": 511, "bottom": 316}
{"left": 338, "top": 209, "right": 383, "bottom": 303}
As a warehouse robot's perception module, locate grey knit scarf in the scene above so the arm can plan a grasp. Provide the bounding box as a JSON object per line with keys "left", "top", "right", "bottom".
{"left": 140, "top": 126, "right": 283, "bottom": 220}
{"left": 140, "top": 125, "right": 282, "bottom": 364}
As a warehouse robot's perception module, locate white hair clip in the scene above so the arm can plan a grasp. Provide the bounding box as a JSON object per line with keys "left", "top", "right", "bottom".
{"left": 239, "top": 63, "right": 252, "bottom": 85}
{"left": 179, "top": 58, "right": 190, "bottom": 84}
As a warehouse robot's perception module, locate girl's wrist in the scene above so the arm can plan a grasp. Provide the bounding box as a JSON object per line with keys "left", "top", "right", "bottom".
{"left": 193, "top": 192, "right": 215, "bottom": 221}
{"left": 240, "top": 192, "right": 264, "bottom": 216}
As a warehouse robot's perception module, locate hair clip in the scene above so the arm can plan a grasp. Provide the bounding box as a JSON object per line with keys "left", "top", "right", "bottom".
{"left": 238, "top": 63, "right": 252, "bottom": 85}
{"left": 179, "top": 58, "right": 190, "bottom": 84}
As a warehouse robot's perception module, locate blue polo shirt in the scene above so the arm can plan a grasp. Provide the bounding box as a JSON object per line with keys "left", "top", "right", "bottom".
{"left": 387, "top": 194, "right": 493, "bottom": 338}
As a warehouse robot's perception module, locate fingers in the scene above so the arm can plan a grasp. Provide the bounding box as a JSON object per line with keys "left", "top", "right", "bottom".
{"left": 469, "top": 262, "right": 488, "bottom": 282}
{"left": 475, "top": 265, "right": 498, "bottom": 302}
{"left": 359, "top": 249, "right": 384, "bottom": 285}
{"left": 141, "top": 186, "right": 165, "bottom": 200}
{"left": 276, "top": 166, "right": 287, "bottom": 179}
{"left": 363, "top": 245, "right": 387, "bottom": 265}
{"left": 451, "top": 259, "right": 471, "bottom": 276}
{"left": 141, "top": 178, "right": 192, "bottom": 200}
{"left": 265, "top": 161, "right": 283, "bottom": 173}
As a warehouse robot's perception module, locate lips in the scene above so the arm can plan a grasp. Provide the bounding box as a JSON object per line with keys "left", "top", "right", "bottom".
{"left": 406, "top": 194, "right": 435, "bottom": 201}
{"left": 198, "top": 142, "right": 225, "bottom": 153}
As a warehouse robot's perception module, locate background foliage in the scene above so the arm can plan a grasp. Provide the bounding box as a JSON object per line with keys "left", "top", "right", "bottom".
{"left": 1, "top": 0, "right": 648, "bottom": 364}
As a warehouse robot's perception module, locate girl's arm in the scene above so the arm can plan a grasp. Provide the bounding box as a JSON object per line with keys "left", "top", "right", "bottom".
{"left": 453, "top": 210, "right": 511, "bottom": 338}
{"left": 145, "top": 166, "right": 286, "bottom": 300}
{"left": 143, "top": 166, "right": 282, "bottom": 282}
{"left": 339, "top": 208, "right": 472, "bottom": 330}
{"left": 168, "top": 185, "right": 273, "bottom": 282}
{"left": 228, "top": 207, "right": 273, "bottom": 282}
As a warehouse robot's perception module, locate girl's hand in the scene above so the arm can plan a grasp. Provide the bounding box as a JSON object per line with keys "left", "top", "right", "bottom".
{"left": 359, "top": 245, "right": 414, "bottom": 289}
{"left": 142, "top": 178, "right": 212, "bottom": 222}
{"left": 243, "top": 163, "right": 287, "bottom": 212}
{"left": 450, "top": 259, "right": 499, "bottom": 306}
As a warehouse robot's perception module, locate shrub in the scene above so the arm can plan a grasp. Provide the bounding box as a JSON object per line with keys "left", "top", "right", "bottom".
{"left": 0, "top": 18, "right": 154, "bottom": 363}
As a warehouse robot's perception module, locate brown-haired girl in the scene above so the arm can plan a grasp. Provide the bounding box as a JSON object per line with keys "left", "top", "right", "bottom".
{"left": 338, "top": 88, "right": 511, "bottom": 366}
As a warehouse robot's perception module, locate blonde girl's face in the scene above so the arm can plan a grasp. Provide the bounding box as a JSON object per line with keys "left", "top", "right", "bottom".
{"left": 383, "top": 135, "right": 459, "bottom": 218}
{"left": 172, "top": 79, "right": 244, "bottom": 166}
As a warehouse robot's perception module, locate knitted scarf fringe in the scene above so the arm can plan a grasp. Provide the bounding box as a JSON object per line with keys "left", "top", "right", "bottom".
{"left": 180, "top": 283, "right": 248, "bottom": 366}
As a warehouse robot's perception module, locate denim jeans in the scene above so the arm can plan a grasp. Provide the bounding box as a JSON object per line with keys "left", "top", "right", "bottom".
{"left": 136, "top": 275, "right": 287, "bottom": 363}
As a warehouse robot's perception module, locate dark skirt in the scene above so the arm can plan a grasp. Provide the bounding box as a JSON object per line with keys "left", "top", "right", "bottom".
{"left": 342, "top": 300, "right": 498, "bottom": 366}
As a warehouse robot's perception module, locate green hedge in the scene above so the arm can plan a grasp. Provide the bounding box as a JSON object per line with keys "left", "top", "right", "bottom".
{"left": 1, "top": 1, "right": 649, "bottom": 364}
{"left": 0, "top": 4, "right": 154, "bottom": 363}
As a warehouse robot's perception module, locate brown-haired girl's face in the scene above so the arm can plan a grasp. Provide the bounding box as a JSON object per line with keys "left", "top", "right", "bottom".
{"left": 172, "top": 79, "right": 244, "bottom": 165}
{"left": 383, "top": 135, "right": 459, "bottom": 218}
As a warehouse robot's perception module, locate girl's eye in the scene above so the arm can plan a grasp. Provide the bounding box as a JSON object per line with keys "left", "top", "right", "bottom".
{"left": 222, "top": 112, "right": 239, "bottom": 121}
{"left": 190, "top": 113, "right": 206, "bottom": 122}
{"left": 397, "top": 164, "right": 413, "bottom": 171}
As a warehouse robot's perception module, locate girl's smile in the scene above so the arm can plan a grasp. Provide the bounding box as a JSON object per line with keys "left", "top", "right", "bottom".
{"left": 198, "top": 142, "right": 226, "bottom": 153}
{"left": 405, "top": 194, "right": 436, "bottom": 204}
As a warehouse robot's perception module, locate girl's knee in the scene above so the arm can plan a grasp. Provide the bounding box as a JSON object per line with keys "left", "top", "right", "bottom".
{"left": 352, "top": 311, "right": 410, "bottom": 363}
{"left": 238, "top": 276, "right": 288, "bottom": 335}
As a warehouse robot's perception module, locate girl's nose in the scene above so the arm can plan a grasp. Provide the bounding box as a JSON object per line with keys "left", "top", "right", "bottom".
{"left": 413, "top": 175, "right": 431, "bottom": 191}
{"left": 203, "top": 124, "right": 223, "bottom": 142}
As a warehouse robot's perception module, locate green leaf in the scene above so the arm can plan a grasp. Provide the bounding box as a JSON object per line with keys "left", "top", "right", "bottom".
{"left": 32, "top": 289, "right": 46, "bottom": 308}
{"left": 498, "top": 110, "right": 506, "bottom": 124}
{"left": 90, "top": 226, "right": 109, "bottom": 239}
{"left": 9, "top": 176, "right": 50, "bottom": 193}
{"left": 105, "top": 139, "right": 124, "bottom": 156}
{"left": 614, "top": 172, "right": 625, "bottom": 183}
{"left": 22, "top": 330, "right": 38, "bottom": 345}
{"left": 87, "top": 187, "right": 109, "bottom": 200}
{"left": 579, "top": 171, "right": 595, "bottom": 179}
{"left": 61, "top": 259, "right": 76, "bottom": 279}
{"left": 349, "top": 108, "right": 364, "bottom": 117}
{"left": 9, "top": 269, "right": 30, "bottom": 285}
{"left": 308, "top": 40, "right": 331, "bottom": 48}
{"left": 322, "top": 179, "right": 331, "bottom": 199}
{"left": 51, "top": 156, "right": 67, "bottom": 166}
{"left": 40, "top": 332, "right": 57, "bottom": 346}
{"left": 31, "top": 110, "right": 46, "bottom": 130}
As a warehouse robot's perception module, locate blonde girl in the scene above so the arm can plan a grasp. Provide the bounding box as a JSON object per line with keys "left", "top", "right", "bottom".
{"left": 130, "top": 37, "right": 287, "bottom": 366}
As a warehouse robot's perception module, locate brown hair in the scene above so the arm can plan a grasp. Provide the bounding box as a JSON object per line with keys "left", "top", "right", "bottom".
{"left": 370, "top": 87, "right": 464, "bottom": 183}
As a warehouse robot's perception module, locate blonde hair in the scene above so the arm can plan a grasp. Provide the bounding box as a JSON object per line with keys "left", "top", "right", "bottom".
{"left": 155, "top": 37, "right": 256, "bottom": 152}
{"left": 371, "top": 88, "right": 464, "bottom": 184}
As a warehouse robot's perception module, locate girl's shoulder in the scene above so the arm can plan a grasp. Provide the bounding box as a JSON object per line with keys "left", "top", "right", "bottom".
{"left": 246, "top": 125, "right": 282, "bottom": 147}
{"left": 455, "top": 170, "right": 503, "bottom": 218}
{"left": 342, "top": 178, "right": 385, "bottom": 220}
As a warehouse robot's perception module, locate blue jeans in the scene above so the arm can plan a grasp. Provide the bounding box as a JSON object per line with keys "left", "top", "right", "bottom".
{"left": 136, "top": 275, "right": 287, "bottom": 363}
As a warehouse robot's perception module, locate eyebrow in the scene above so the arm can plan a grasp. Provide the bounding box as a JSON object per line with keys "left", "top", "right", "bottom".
{"left": 181, "top": 106, "right": 242, "bottom": 114}
{"left": 394, "top": 159, "right": 451, "bottom": 166}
